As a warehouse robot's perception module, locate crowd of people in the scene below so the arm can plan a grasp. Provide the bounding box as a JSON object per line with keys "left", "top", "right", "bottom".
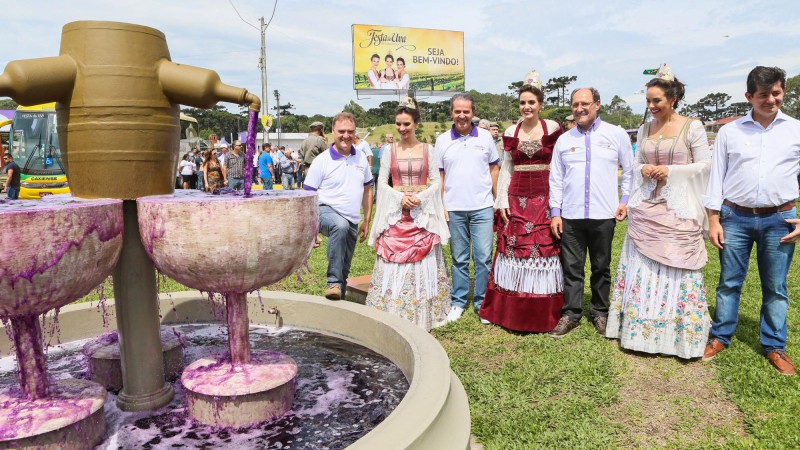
{"left": 174, "top": 135, "right": 311, "bottom": 192}
{"left": 303, "top": 64, "right": 800, "bottom": 376}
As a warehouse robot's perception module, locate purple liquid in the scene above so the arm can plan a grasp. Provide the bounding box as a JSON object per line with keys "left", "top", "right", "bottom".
{"left": 243, "top": 109, "right": 259, "bottom": 197}
{"left": 0, "top": 324, "right": 410, "bottom": 449}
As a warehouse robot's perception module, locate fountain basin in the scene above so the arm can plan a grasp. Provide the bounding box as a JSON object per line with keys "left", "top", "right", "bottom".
{"left": 0, "top": 197, "right": 123, "bottom": 316}
{"left": 0, "top": 378, "right": 106, "bottom": 449}
{"left": 183, "top": 350, "right": 298, "bottom": 428}
{"left": 82, "top": 327, "right": 184, "bottom": 391}
{"left": 0, "top": 291, "right": 472, "bottom": 449}
{"left": 137, "top": 190, "right": 318, "bottom": 293}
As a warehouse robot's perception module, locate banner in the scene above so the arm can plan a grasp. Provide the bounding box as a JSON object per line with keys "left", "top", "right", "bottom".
{"left": 352, "top": 24, "right": 464, "bottom": 92}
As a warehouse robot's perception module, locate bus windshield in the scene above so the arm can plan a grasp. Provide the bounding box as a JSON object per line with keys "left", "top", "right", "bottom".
{"left": 10, "top": 110, "right": 64, "bottom": 176}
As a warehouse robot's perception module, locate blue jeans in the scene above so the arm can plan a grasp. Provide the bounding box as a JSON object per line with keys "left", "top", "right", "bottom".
{"left": 447, "top": 207, "right": 494, "bottom": 311}
{"left": 282, "top": 173, "right": 295, "bottom": 190}
{"left": 260, "top": 177, "right": 273, "bottom": 190}
{"left": 197, "top": 171, "right": 205, "bottom": 191}
{"left": 319, "top": 205, "right": 358, "bottom": 294}
{"left": 229, "top": 177, "right": 244, "bottom": 190}
{"left": 711, "top": 204, "right": 796, "bottom": 353}
{"left": 7, "top": 187, "right": 19, "bottom": 199}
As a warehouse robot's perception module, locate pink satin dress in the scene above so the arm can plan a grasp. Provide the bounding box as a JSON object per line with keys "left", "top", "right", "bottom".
{"left": 375, "top": 147, "right": 440, "bottom": 263}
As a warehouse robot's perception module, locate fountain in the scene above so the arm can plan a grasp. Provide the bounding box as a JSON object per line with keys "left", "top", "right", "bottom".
{"left": 0, "top": 196, "right": 123, "bottom": 448}
{"left": 0, "top": 19, "right": 472, "bottom": 449}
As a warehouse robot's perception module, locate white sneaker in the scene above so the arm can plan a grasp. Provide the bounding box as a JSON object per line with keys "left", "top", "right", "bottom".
{"left": 446, "top": 306, "right": 464, "bottom": 323}
{"left": 480, "top": 318, "right": 491, "bottom": 325}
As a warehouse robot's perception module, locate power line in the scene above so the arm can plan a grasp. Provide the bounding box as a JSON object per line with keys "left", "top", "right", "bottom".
{"left": 228, "top": 0, "right": 259, "bottom": 31}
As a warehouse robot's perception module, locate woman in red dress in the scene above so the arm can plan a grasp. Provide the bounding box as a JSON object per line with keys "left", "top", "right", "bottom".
{"left": 479, "top": 75, "right": 564, "bottom": 332}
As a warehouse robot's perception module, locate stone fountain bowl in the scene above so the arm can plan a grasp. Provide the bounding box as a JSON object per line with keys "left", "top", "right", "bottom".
{"left": 0, "top": 196, "right": 124, "bottom": 317}
{"left": 137, "top": 190, "right": 319, "bottom": 293}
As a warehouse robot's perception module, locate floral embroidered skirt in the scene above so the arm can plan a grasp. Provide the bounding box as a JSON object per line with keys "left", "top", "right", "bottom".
{"left": 366, "top": 245, "right": 451, "bottom": 332}
{"left": 606, "top": 236, "right": 710, "bottom": 359}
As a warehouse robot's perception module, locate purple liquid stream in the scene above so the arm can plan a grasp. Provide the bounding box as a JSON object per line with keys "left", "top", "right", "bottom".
{"left": 243, "top": 109, "right": 259, "bottom": 197}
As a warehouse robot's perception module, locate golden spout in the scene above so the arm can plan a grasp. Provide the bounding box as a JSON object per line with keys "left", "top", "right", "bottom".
{"left": 159, "top": 59, "right": 257, "bottom": 110}
{"left": 0, "top": 56, "right": 76, "bottom": 106}
{"left": 244, "top": 92, "right": 261, "bottom": 112}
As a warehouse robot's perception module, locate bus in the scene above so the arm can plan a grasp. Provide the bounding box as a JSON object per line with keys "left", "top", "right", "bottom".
{"left": 7, "top": 103, "right": 69, "bottom": 199}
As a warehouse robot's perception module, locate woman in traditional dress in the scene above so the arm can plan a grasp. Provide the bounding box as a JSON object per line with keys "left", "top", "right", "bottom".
{"left": 366, "top": 98, "right": 451, "bottom": 331}
{"left": 395, "top": 57, "right": 410, "bottom": 89}
{"left": 378, "top": 54, "right": 397, "bottom": 89}
{"left": 203, "top": 148, "right": 223, "bottom": 192}
{"left": 606, "top": 64, "right": 711, "bottom": 359}
{"left": 367, "top": 53, "right": 380, "bottom": 88}
{"left": 479, "top": 71, "right": 564, "bottom": 332}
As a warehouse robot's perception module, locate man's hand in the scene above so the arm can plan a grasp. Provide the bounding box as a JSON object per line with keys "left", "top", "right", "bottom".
{"left": 550, "top": 216, "right": 562, "bottom": 239}
{"left": 498, "top": 208, "right": 510, "bottom": 225}
{"left": 781, "top": 218, "right": 800, "bottom": 243}
{"left": 358, "top": 221, "right": 369, "bottom": 242}
{"left": 708, "top": 210, "right": 724, "bottom": 249}
{"left": 614, "top": 204, "right": 628, "bottom": 221}
{"left": 313, "top": 235, "right": 322, "bottom": 249}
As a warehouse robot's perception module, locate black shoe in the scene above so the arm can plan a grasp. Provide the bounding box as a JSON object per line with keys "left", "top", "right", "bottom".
{"left": 550, "top": 315, "right": 580, "bottom": 338}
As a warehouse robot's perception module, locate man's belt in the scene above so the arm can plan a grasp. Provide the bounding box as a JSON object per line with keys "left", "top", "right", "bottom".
{"left": 515, "top": 164, "right": 549, "bottom": 172}
{"left": 723, "top": 199, "right": 795, "bottom": 214}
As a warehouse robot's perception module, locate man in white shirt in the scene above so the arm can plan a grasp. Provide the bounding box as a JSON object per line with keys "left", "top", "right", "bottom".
{"left": 381, "top": 133, "right": 394, "bottom": 159}
{"left": 437, "top": 93, "right": 500, "bottom": 323}
{"left": 549, "top": 87, "right": 633, "bottom": 337}
{"left": 304, "top": 112, "right": 373, "bottom": 300}
{"left": 702, "top": 66, "right": 800, "bottom": 375}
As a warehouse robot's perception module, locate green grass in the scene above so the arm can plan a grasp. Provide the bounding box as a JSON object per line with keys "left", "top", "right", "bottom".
{"left": 75, "top": 220, "right": 800, "bottom": 448}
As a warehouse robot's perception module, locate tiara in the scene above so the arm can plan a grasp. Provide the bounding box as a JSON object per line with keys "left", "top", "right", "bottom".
{"left": 654, "top": 63, "right": 675, "bottom": 82}
{"left": 523, "top": 69, "right": 542, "bottom": 89}
{"left": 400, "top": 96, "right": 417, "bottom": 110}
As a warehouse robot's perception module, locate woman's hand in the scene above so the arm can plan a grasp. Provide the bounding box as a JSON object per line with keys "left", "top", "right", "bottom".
{"left": 641, "top": 164, "right": 655, "bottom": 178}
{"left": 401, "top": 194, "right": 420, "bottom": 209}
{"left": 499, "top": 208, "right": 510, "bottom": 225}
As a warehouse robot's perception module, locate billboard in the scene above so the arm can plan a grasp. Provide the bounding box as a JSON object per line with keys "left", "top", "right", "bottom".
{"left": 352, "top": 24, "right": 464, "bottom": 92}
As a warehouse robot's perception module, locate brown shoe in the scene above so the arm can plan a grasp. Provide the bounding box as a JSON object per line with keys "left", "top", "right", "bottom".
{"left": 549, "top": 315, "right": 580, "bottom": 338}
{"left": 767, "top": 350, "right": 796, "bottom": 375}
{"left": 702, "top": 338, "right": 726, "bottom": 361}
{"left": 593, "top": 316, "right": 608, "bottom": 336}
{"left": 325, "top": 284, "right": 342, "bottom": 300}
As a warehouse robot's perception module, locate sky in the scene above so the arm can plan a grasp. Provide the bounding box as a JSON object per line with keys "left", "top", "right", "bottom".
{"left": 2, "top": 0, "right": 799, "bottom": 118}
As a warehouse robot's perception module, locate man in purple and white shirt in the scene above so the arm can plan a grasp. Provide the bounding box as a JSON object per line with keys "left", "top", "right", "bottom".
{"left": 549, "top": 87, "right": 633, "bottom": 337}
{"left": 437, "top": 93, "right": 500, "bottom": 324}
{"left": 304, "top": 112, "right": 373, "bottom": 301}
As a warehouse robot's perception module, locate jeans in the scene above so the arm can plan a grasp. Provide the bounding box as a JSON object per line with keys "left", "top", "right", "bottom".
{"left": 7, "top": 187, "right": 19, "bottom": 199}
{"left": 447, "top": 207, "right": 494, "bottom": 311}
{"left": 560, "top": 218, "right": 616, "bottom": 321}
{"left": 319, "top": 205, "right": 358, "bottom": 295}
{"left": 229, "top": 177, "right": 244, "bottom": 190}
{"left": 260, "top": 177, "right": 274, "bottom": 190}
{"left": 282, "top": 173, "right": 295, "bottom": 190}
{"left": 197, "top": 171, "right": 205, "bottom": 191}
{"left": 711, "top": 204, "right": 796, "bottom": 353}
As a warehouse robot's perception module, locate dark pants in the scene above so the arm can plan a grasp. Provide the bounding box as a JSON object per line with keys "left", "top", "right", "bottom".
{"left": 559, "top": 218, "right": 616, "bottom": 322}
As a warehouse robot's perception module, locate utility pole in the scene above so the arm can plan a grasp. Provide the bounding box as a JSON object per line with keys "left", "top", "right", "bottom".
{"left": 259, "top": 16, "right": 268, "bottom": 124}
{"left": 274, "top": 90, "right": 281, "bottom": 148}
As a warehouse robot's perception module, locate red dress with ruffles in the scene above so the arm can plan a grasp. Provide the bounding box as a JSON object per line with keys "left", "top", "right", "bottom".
{"left": 480, "top": 120, "right": 564, "bottom": 332}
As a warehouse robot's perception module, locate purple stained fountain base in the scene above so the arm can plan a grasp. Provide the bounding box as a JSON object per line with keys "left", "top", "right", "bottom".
{"left": 0, "top": 378, "right": 107, "bottom": 449}
{"left": 82, "top": 327, "right": 185, "bottom": 391}
{"left": 182, "top": 350, "right": 298, "bottom": 428}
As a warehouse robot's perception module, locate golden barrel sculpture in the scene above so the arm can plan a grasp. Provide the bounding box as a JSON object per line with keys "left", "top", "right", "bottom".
{"left": 0, "top": 20, "right": 259, "bottom": 199}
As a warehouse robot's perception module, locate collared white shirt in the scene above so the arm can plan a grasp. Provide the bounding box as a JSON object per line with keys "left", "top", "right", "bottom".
{"left": 436, "top": 125, "right": 500, "bottom": 211}
{"left": 703, "top": 109, "right": 800, "bottom": 210}
{"left": 304, "top": 145, "right": 373, "bottom": 224}
{"left": 354, "top": 140, "right": 372, "bottom": 160}
{"left": 549, "top": 118, "right": 633, "bottom": 220}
